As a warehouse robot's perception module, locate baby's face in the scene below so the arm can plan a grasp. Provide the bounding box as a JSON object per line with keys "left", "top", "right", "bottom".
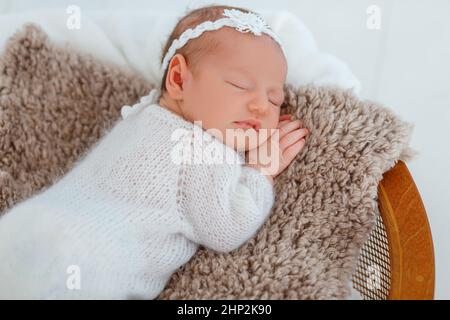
{"left": 165, "top": 28, "right": 287, "bottom": 151}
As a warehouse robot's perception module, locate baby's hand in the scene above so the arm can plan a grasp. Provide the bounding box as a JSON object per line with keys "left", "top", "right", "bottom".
{"left": 245, "top": 114, "right": 309, "bottom": 181}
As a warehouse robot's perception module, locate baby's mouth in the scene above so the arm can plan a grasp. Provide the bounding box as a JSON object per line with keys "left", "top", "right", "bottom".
{"left": 233, "top": 121, "right": 260, "bottom": 131}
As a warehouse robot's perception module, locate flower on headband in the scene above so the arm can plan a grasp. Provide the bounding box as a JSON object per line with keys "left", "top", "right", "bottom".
{"left": 222, "top": 9, "right": 271, "bottom": 36}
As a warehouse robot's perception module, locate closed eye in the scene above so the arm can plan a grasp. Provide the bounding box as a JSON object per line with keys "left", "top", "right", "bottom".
{"left": 227, "top": 81, "right": 280, "bottom": 107}
{"left": 227, "top": 81, "right": 246, "bottom": 90}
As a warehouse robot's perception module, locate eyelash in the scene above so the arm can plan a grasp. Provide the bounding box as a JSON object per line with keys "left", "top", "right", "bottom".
{"left": 227, "top": 82, "right": 280, "bottom": 107}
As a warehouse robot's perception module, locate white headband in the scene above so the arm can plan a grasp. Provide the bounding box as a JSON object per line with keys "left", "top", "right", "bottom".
{"left": 161, "top": 8, "right": 286, "bottom": 74}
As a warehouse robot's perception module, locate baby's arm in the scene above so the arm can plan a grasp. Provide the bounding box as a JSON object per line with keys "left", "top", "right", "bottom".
{"left": 177, "top": 159, "right": 275, "bottom": 253}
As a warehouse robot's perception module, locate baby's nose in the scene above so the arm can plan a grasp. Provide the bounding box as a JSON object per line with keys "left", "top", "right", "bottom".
{"left": 248, "top": 101, "right": 269, "bottom": 115}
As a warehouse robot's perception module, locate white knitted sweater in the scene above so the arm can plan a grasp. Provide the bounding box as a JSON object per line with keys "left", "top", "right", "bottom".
{"left": 0, "top": 89, "right": 275, "bottom": 300}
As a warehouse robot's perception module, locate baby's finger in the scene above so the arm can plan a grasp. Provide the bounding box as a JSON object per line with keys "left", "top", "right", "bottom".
{"left": 277, "top": 119, "right": 290, "bottom": 129}
{"left": 282, "top": 138, "right": 306, "bottom": 162}
{"left": 279, "top": 128, "right": 309, "bottom": 150}
{"left": 279, "top": 120, "right": 303, "bottom": 139}
{"left": 277, "top": 115, "right": 292, "bottom": 128}
{"left": 279, "top": 114, "right": 292, "bottom": 121}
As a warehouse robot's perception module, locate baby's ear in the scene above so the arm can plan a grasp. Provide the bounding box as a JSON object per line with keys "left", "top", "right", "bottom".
{"left": 165, "top": 54, "right": 189, "bottom": 99}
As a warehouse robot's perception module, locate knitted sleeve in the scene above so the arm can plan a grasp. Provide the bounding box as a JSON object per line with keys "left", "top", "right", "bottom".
{"left": 177, "top": 158, "right": 275, "bottom": 253}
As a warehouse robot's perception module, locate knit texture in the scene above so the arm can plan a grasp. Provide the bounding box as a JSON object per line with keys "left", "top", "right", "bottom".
{"left": 0, "top": 92, "right": 275, "bottom": 299}
{"left": 0, "top": 24, "right": 414, "bottom": 299}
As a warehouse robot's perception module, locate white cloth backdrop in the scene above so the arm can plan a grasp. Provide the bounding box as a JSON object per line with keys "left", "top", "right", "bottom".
{"left": 0, "top": 8, "right": 361, "bottom": 93}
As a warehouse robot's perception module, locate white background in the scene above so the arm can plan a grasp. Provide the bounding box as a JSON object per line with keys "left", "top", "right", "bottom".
{"left": 0, "top": 0, "right": 449, "bottom": 299}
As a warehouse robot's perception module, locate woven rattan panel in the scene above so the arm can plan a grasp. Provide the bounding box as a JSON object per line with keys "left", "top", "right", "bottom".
{"left": 351, "top": 211, "right": 391, "bottom": 299}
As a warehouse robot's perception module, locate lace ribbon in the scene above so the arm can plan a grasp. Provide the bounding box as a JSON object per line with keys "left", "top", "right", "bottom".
{"left": 121, "top": 88, "right": 161, "bottom": 120}
{"left": 161, "top": 9, "right": 286, "bottom": 73}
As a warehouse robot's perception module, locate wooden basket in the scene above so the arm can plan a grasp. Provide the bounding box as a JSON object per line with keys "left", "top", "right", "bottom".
{"left": 351, "top": 161, "right": 435, "bottom": 299}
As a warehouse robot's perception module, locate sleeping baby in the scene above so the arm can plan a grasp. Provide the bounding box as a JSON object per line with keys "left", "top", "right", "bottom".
{"left": 0, "top": 5, "right": 309, "bottom": 299}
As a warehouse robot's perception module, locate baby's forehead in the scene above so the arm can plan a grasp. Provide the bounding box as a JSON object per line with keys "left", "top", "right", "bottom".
{"left": 201, "top": 29, "right": 282, "bottom": 63}
{"left": 193, "top": 28, "right": 287, "bottom": 81}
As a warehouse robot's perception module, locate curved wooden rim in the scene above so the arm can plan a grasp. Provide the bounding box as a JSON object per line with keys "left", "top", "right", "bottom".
{"left": 377, "top": 160, "right": 435, "bottom": 299}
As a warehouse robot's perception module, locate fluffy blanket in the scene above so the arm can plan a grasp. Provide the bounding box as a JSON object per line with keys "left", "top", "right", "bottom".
{"left": 0, "top": 24, "right": 414, "bottom": 299}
